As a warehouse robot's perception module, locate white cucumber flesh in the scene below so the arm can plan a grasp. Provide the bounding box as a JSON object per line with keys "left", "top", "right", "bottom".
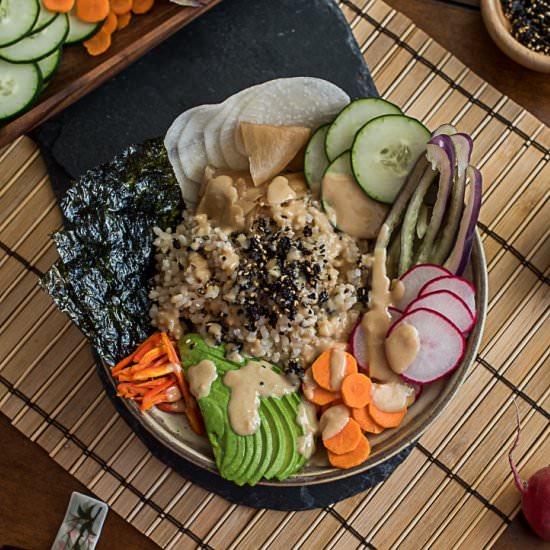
{"left": 0, "top": 13, "right": 68, "bottom": 63}
{"left": 33, "top": 2, "right": 57, "bottom": 32}
{"left": 325, "top": 97, "right": 401, "bottom": 162}
{"left": 303, "top": 123, "right": 329, "bottom": 193}
{"left": 351, "top": 114, "right": 430, "bottom": 204}
{"left": 0, "top": 58, "right": 41, "bottom": 121}
{"left": 37, "top": 47, "right": 61, "bottom": 81}
{"left": 66, "top": 9, "right": 101, "bottom": 44}
{"left": 0, "top": 0, "right": 39, "bottom": 47}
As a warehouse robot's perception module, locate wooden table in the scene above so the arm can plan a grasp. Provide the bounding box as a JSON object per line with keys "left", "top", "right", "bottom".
{"left": 0, "top": 1, "right": 548, "bottom": 548}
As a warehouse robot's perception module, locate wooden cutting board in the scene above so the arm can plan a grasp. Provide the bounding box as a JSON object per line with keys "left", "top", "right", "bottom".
{"left": 0, "top": 0, "right": 222, "bottom": 149}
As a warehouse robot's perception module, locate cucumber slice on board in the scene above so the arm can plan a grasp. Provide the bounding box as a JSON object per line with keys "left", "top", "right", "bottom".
{"left": 0, "top": 13, "right": 68, "bottom": 63}
{"left": 304, "top": 123, "right": 329, "bottom": 194}
{"left": 33, "top": 2, "right": 57, "bottom": 33}
{"left": 66, "top": 9, "right": 102, "bottom": 44}
{"left": 321, "top": 151, "right": 388, "bottom": 239}
{"left": 0, "top": 58, "right": 41, "bottom": 121}
{"left": 0, "top": 0, "right": 39, "bottom": 47}
{"left": 325, "top": 98, "right": 401, "bottom": 162}
{"left": 351, "top": 114, "right": 431, "bottom": 204}
{"left": 37, "top": 47, "right": 61, "bottom": 81}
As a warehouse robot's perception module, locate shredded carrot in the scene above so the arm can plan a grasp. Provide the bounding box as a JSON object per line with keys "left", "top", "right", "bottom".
{"left": 102, "top": 10, "right": 118, "bottom": 33}
{"left": 341, "top": 373, "right": 372, "bottom": 409}
{"left": 77, "top": 0, "right": 110, "bottom": 22}
{"left": 368, "top": 403, "right": 407, "bottom": 428}
{"left": 351, "top": 407, "right": 384, "bottom": 434}
{"left": 116, "top": 11, "right": 132, "bottom": 30}
{"left": 44, "top": 0, "right": 75, "bottom": 12}
{"left": 132, "top": 0, "right": 154, "bottom": 14}
{"left": 140, "top": 378, "right": 176, "bottom": 411}
{"left": 311, "top": 349, "right": 357, "bottom": 391}
{"left": 328, "top": 434, "right": 371, "bottom": 469}
{"left": 323, "top": 417, "right": 362, "bottom": 455}
{"left": 110, "top": 0, "right": 133, "bottom": 14}
{"left": 161, "top": 332, "right": 180, "bottom": 365}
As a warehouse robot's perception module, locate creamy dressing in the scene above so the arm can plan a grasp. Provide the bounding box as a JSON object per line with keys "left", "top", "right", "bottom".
{"left": 187, "top": 359, "right": 218, "bottom": 399}
{"left": 296, "top": 400, "right": 319, "bottom": 458}
{"left": 361, "top": 225, "right": 403, "bottom": 383}
{"left": 223, "top": 360, "right": 298, "bottom": 436}
{"left": 320, "top": 404, "right": 350, "bottom": 441}
{"left": 385, "top": 323, "right": 420, "bottom": 374}
{"left": 323, "top": 172, "right": 388, "bottom": 240}
{"left": 266, "top": 176, "right": 296, "bottom": 205}
{"left": 330, "top": 348, "right": 348, "bottom": 391}
{"left": 371, "top": 382, "right": 415, "bottom": 413}
{"left": 302, "top": 368, "right": 317, "bottom": 401}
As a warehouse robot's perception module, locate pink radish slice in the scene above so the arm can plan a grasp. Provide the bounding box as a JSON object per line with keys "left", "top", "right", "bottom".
{"left": 388, "top": 308, "right": 466, "bottom": 384}
{"left": 350, "top": 309, "right": 403, "bottom": 370}
{"left": 395, "top": 264, "right": 452, "bottom": 311}
{"left": 419, "top": 275, "right": 476, "bottom": 318}
{"left": 350, "top": 320, "right": 367, "bottom": 370}
{"left": 405, "top": 290, "right": 475, "bottom": 333}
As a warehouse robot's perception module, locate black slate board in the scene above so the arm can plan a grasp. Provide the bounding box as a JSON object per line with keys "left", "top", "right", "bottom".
{"left": 34, "top": 0, "right": 413, "bottom": 510}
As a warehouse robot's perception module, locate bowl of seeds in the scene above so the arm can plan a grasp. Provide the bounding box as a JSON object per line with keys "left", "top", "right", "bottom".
{"left": 481, "top": 0, "right": 550, "bottom": 73}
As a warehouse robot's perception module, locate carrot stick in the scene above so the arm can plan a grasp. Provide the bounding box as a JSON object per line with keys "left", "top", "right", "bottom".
{"left": 323, "top": 418, "right": 362, "bottom": 455}
{"left": 351, "top": 407, "right": 384, "bottom": 434}
{"left": 116, "top": 11, "right": 132, "bottom": 30}
{"left": 132, "top": 0, "right": 154, "bottom": 14}
{"left": 174, "top": 365, "right": 205, "bottom": 436}
{"left": 311, "top": 349, "right": 357, "bottom": 391}
{"left": 102, "top": 10, "right": 118, "bottom": 33}
{"left": 368, "top": 403, "right": 407, "bottom": 428}
{"left": 161, "top": 332, "right": 180, "bottom": 365}
{"left": 328, "top": 434, "right": 371, "bottom": 469}
{"left": 341, "top": 373, "right": 372, "bottom": 409}
{"left": 77, "top": 0, "right": 110, "bottom": 22}
{"left": 110, "top": 0, "right": 133, "bottom": 14}
{"left": 44, "top": 0, "right": 75, "bottom": 12}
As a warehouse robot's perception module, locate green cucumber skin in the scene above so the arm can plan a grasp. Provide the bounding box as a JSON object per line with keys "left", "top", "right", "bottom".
{"left": 0, "top": 61, "right": 42, "bottom": 122}
{"left": 65, "top": 12, "right": 102, "bottom": 44}
{"left": 304, "top": 123, "right": 330, "bottom": 193}
{"left": 33, "top": 5, "right": 58, "bottom": 33}
{"left": 0, "top": 13, "right": 69, "bottom": 64}
{"left": 351, "top": 114, "right": 430, "bottom": 205}
{"left": 37, "top": 48, "right": 61, "bottom": 82}
{"left": 0, "top": 0, "right": 40, "bottom": 48}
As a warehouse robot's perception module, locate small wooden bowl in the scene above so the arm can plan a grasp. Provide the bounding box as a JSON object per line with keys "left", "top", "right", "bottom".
{"left": 481, "top": 0, "right": 550, "bottom": 73}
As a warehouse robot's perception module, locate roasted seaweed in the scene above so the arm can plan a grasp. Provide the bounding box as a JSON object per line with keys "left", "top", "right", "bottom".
{"left": 41, "top": 138, "right": 183, "bottom": 365}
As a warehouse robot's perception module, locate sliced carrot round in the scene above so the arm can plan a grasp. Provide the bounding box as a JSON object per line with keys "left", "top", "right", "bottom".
{"left": 341, "top": 373, "right": 372, "bottom": 408}
{"left": 117, "top": 11, "right": 132, "bottom": 30}
{"left": 302, "top": 384, "right": 340, "bottom": 406}
{"left": 132, "top": 0, "right": 154, "bottom": 14}
{"left": 77, "top": 0, "right": 110, "bottom": 22}
{"left": 111, "top": 0, "right": 133, "bottom": 14}
{"left": 323, "top": 417, "right": 362, "bottom": 455}
{"left": 368, "top": 402, "right": 407, "bottom": 428}
{"left": 351, "top": 406, "right": 385, "bottom": 434}
{"left": 328, "top": 434, "right": 371, "bottom": 469}
{"left": 102, "top": 10, "right": 118, "bottom": 34}
{"left": 44, "top": 0, "right": 75, "bottom": 13}
{"left": 312, "top": 349, "right": 358, "bottom": 391}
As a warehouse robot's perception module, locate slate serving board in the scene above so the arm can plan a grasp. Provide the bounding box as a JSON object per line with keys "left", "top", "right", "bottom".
{"left": 34, "top": 0, "right": 413, "bottom": 509}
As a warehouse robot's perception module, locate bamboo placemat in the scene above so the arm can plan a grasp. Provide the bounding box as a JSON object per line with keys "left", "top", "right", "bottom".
{"left": 1, "top": 0, "right": 548, "bottom": 547}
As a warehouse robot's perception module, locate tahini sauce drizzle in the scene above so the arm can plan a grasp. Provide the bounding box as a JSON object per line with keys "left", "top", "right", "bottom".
{"left": 320, "top": 404, "right": 350, "bottom": 441}
{"left": 296, "top": 400, "right": 319, "bottom": 458}
{"left": 187, "top": 359, "right": 218, "bottom": 400}
{"left": 223, "top": 361, "right": 297, "bottom": 436}
{"left": 330, "top": 348, "right": 348, "bottom": 391}
{"left": 361, "top": 224, "right": 404, "bottom": 383}
{"left": 385, "top": 323, "right": 420, "bottom": 374}
{"left": 371, "top": 382, "right": 415, "bottom": 413}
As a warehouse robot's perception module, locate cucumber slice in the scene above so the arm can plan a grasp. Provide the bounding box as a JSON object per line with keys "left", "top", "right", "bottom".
{"left": 304, "top": 123, "right": 329, "bottom": 194}
{"left": 0, "top": 58, "right": 41, "bottom": 121}
{"left": 0, "top": 13, "right": 68, "bottom": 63}
{"left": 351, "top": 114, "right": 431, "bottom": 204}
{"left": 33, "top": 2, "right": 57, "bottom": 33}
{"left": 0, "top": 0, "right": 39, "bottom": 47}
{"left": 66, "top": 8, "right": 102, "bottom": 44}
{"left": 321, "top": 151, "right": 388, "bottom": 240}
{"left": 325, "top": 98, "right": 401, "bottom": 162}
{"left": 37, "top": 47, "right": 61, "bottom": 82}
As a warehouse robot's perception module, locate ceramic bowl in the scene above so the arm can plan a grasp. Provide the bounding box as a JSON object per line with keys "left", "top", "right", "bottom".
{"left": 99, "top": 233, "right": 487, "bottom": 486}
{"left": 481, "top": 0, "right": 550, "bottom": 73}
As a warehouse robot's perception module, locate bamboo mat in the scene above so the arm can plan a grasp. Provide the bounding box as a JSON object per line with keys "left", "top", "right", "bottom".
{"left": 1, "top": 0, "right": 549, "bottom": 548}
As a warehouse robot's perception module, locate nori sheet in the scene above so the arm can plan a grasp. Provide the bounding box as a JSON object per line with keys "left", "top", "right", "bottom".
{"left": 41, "top": 138, "right": 183, "bottom": 365}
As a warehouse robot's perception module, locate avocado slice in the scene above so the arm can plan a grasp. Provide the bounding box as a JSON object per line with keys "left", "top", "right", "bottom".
{"left": 179, "top": 334, "right": 312, "bottom": 485}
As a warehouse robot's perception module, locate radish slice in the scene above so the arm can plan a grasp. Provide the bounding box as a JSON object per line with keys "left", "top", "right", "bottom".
{"left": 350, "top": 320, "right": 367, "bottom": 370}
{"left": 419, "top": 275, "right": 476, "bottom": 318}
{"left": 388, "top": 308, "right": 466, "bottom": 384}
{"left": 405, "top": 290, "right": 475, "bottom": 333}
{"left": 395, "top": 264, "right": 452, "bottom": 311}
